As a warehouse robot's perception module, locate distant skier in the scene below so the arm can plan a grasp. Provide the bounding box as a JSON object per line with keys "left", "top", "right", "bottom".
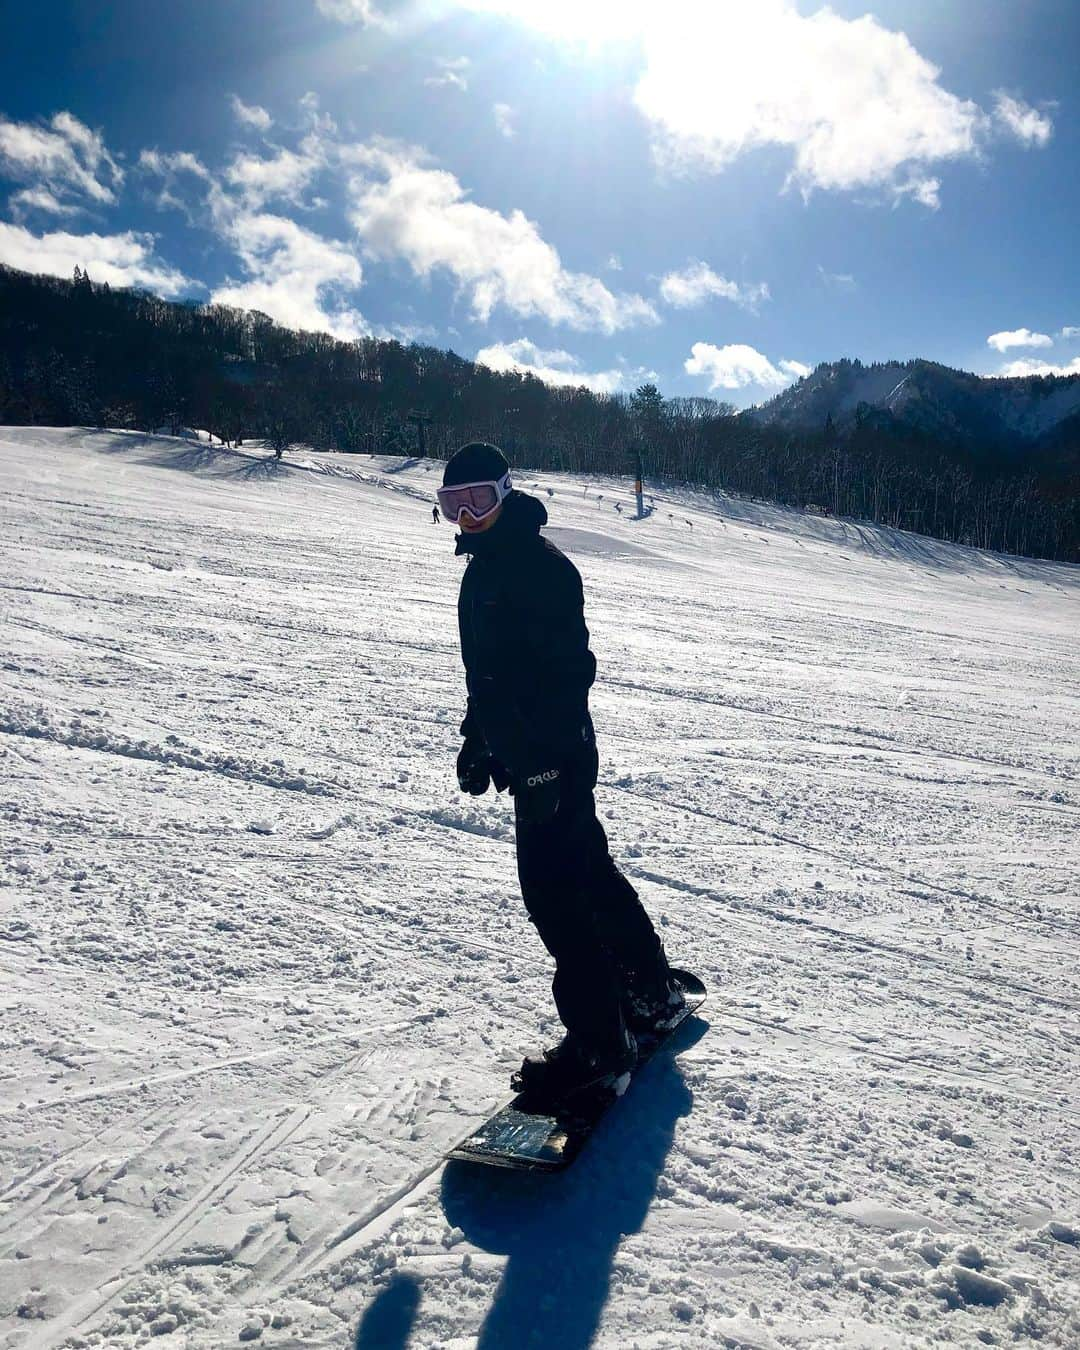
{"left": 437, "top": 442, "right": 684, "bottom": 1103}
{"left": 432, "top": 504, "right": 441, "bottom": 524}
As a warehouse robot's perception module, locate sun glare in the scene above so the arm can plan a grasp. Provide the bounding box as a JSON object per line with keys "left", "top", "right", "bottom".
{"left": 460, "top": 0, "right": 652, "bottom": 43}
{"left": 455, "top": 1, "right": 779, "bottom": 52}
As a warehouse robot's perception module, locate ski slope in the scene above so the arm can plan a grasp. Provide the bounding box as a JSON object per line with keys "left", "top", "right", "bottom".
{"left": 1, "top": 426, "right": 1078, "bottom": 1349}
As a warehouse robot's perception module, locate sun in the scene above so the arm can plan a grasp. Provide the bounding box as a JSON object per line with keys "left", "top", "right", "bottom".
{"left": 453, "top": 1, "right": 773, "bottom": 50}
{"left": 458, "top": 0, "right": 651, "bottom": 44}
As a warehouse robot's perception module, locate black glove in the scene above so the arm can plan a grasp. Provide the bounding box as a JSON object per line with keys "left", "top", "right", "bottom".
{"left": 490, "top": 759, "right": 511, "bottom": 793}
{"left": 514, "top": 765, "right": 562, "bottom": 824}
{"left": 456, "top": 740, "right": 490, "bottom": 796}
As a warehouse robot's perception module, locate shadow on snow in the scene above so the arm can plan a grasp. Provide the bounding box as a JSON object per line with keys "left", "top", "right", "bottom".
{"left": 435, "top": 1017, "right": 706, "bottom": 1350}
{"left": 354, "top": 1271, "right": 423, "bottom": 1350}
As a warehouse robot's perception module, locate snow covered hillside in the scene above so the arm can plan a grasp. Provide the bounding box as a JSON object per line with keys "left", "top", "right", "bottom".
{"left": 747, "top": 358, "right": 1080, "bottom": 443}
{"left": 2, "top": 427, "right": 1079, "bottom": 1349}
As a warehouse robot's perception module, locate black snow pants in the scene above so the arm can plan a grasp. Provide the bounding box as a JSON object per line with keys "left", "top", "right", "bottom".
{"left": 514, "top": 741, "right": 665, "bottom": 1055}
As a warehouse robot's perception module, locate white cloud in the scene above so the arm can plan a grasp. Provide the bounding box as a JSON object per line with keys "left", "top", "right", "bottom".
{"left": 425, "top": 72, "right": 468, "bottom": 91}
{"left": 987, "top": 328, "right": 1053, "bottom": 352}
{"left": 461, "top": 1, "right": 1051, "bottom": 207}
{"left": 297, "top": 91, "right": 338, "bottom": 136}
{"left": 637, "top": 2, "right": 988, "bottom": 204}
{"left": 315, "top": 0, "right": 382, "bottom": 23}
{"left": 659, "top": 261, "right": 769, "bottom": 311}
{"left": 224, "top": 137, "right": 325, "bottom": 208}
{"left": 892, "top": 176, "right": 942, "bottom": 211}
{"left": 0, "top": 222, "right": 192, "bottom": 296}
{"left": 998, "top": 356, "right": 1080, "bottom": 378}
{"left": 1060, "top": 326, "right": 1080, "bottom": 340}
{"left": 0, "top": 111, "right": 123, "bottom": 208}
{"left": 210, "top": 212, "right": 367, "bottom": 339}
{"left": 137, "top": 149, "right": 211, "bottom": 215}
{"left": 139, "top": 106, "right": 648, "bottom": 341}
{"left": 426, "top": 57, "right": 470, "bottom": 92}
{"left": 476, "top": 338, "right": 628, "bottom": 393}
{"left": 493, "top": 103, "right": 516, "bottom": 139}
{"left": 345, "top": 141, "right": 657, "bottom": 332}
{"left": 138, "top": 149, "right": 209, "bottom": 179}
{"left": 230, "top": 95, "right": 273, "bottom": 133}
{"left": 817, "top": 264, "right": 855, "bottom": 288}
{"left": 9, "top": 186, "right": 82, "bottom": 219}
{"left": 139, "top": 114, "right": 366, "bottom": 339}
{"left": 137, "top": 149, "right": 209, "bottom": 184}
{"left": 993, "top": 93, "right": 1053, "bottom": 147}
{"left": 685, "top": 341, "right": 807, "bottom": 391}
{"left": 820, "top": 263, "right": 853, "bottom": 287}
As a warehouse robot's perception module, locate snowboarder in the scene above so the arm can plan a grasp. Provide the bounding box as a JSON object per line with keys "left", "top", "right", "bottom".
{"left": 432, "top": 504, "right": 441, "bottom": 524}
{"left": 437, "top": 442, "right": 685, "bottom": 1105}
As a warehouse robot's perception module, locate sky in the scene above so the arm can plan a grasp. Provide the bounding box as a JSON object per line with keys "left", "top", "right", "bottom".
{"left": 1, "top": 0, "right": 1077, "bottom": 407}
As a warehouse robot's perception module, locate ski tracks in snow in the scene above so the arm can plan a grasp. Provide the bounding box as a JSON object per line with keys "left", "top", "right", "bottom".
{"left": 3, "top": 1012, "right": 482, "bottom": 1347}
{"left": 2, "top": 431, "right": 1078, "bottom": 1347}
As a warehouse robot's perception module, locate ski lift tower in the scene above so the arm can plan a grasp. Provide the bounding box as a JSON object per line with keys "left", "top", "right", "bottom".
{"left": 407, "top": 409, "right": 432, "bottom": 458}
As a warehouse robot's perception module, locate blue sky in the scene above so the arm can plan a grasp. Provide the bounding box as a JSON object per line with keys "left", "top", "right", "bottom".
{"left": 1, "top": 0, "right": 1077, "bottom": 406}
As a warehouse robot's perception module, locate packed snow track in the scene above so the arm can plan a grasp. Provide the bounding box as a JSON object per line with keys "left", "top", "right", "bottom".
{"left": 1, "top": 428, "right": 1078, "bottom": 1348}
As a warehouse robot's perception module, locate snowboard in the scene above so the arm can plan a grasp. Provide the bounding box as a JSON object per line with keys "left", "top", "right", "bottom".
{"left": 447, "top": 970, "right": 706, "bottom": 1173}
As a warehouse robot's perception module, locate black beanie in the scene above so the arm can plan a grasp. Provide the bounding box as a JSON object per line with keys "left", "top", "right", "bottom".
{"left": 443, "top": 441, "right": 510, "bottom": 487}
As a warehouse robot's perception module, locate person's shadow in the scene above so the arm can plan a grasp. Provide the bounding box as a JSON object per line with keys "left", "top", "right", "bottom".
{"left": 354, "top": 1270, "right": 422, "bottom": 1349}
{"left": 439, "top": 1018, "right": 705, "bottom": 1350}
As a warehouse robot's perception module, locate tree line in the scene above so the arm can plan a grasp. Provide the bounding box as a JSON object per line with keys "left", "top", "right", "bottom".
{"left": 0, "top": 264, "right": 1076, "bottom": 561}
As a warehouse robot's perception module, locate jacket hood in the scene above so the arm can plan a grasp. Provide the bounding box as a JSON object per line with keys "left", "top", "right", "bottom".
{"left": 454, "top": 490, "right": 548, "bottom": 555}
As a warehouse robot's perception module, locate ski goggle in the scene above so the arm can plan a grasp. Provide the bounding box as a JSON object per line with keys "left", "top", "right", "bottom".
{"left": 436, "top": 471, "right": 512, "bottom": 524}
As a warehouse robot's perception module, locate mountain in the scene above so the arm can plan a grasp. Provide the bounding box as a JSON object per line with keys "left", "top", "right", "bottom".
{"left": 746, "top": 358, "right": 1080, "bottom": 453}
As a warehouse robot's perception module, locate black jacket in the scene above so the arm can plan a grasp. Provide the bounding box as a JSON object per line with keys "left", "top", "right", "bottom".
{"left": 456, "top": 491, "right": 596, "bottom": 779}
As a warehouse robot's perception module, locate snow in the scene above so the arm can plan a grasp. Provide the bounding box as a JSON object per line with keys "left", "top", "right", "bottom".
{"left": 1, "top": 426, "right": 1079, "bottom": 1348}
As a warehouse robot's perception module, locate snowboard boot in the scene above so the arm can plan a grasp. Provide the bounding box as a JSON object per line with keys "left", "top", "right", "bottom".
{"left": 512, "top": 1024, "right": 637, "bottom": 1107}
{"left": 624, "top": 969, "right": 687, "bottom": 1039}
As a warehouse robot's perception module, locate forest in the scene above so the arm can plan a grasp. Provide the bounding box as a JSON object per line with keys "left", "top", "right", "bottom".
{"left": 1, "top": 263, "right": 1077, "bottom": 561}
